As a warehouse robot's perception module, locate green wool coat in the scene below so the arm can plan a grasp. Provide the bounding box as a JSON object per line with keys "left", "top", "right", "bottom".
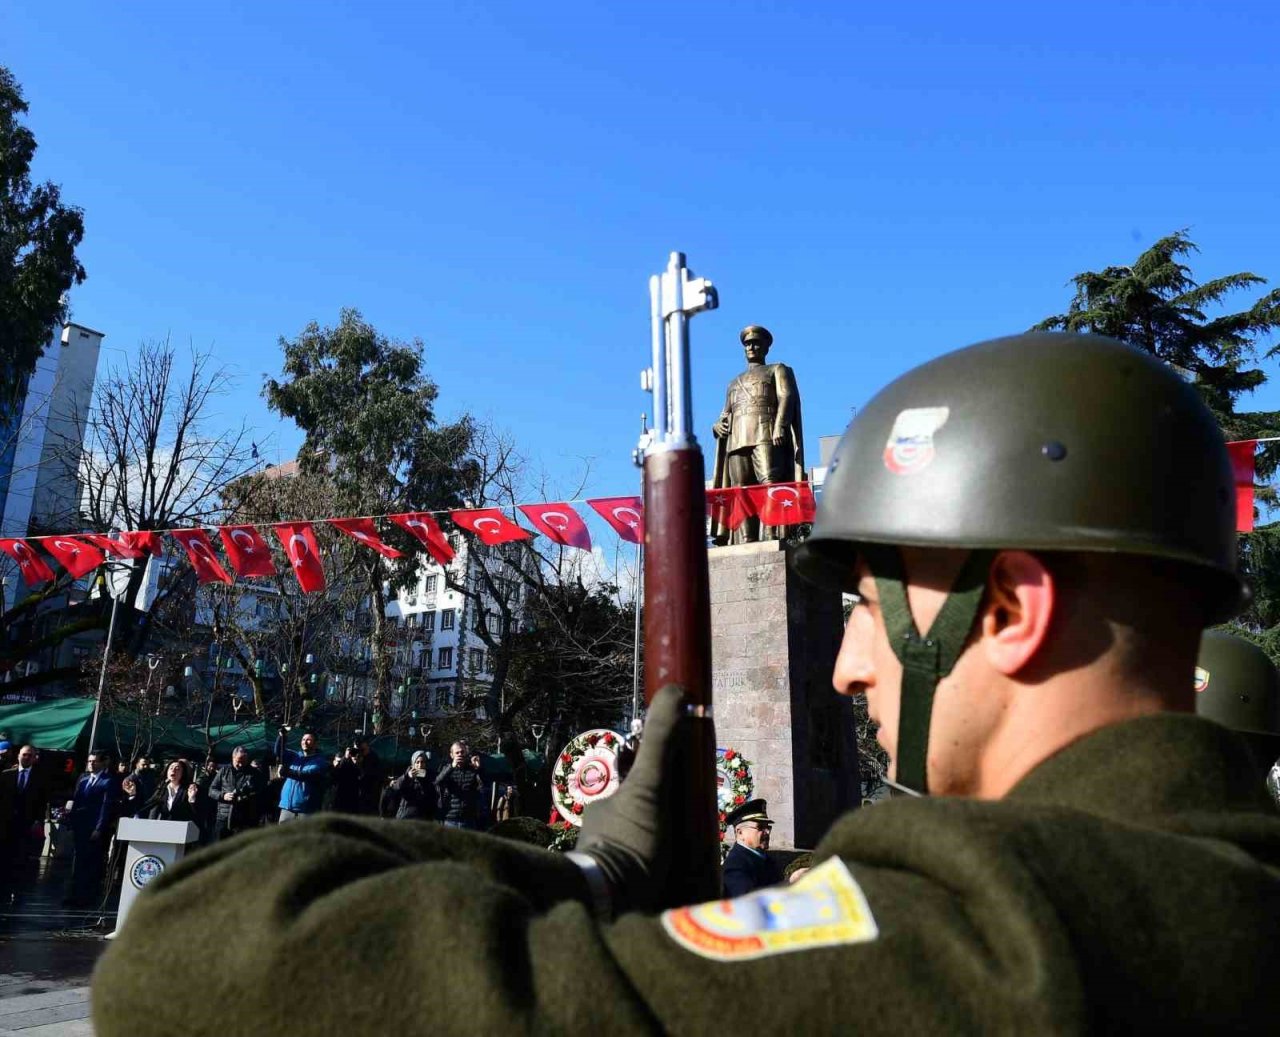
{"left": 92, "top": 714, "right": 1280, "bottom": 1035}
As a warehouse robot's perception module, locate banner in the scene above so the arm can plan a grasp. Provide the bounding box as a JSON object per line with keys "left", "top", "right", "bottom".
{"left": 274, "top": 522, "right": 326, "bottom": 593}
{"left": 330, "top": 517, "right": 403, "bottom": 559}
{"left": 1227, "top": 440, "right": 1257, "bottom": 533}
{"left": 587, "top": 497, "right": 644, "bottom": 544}
{"left": 170, "top": 529, "right": 233, "bottom": 585}
{"left": 451, "top": 508, "right": 529, "bottom": 545}
{"left": 388, "top": 512, "right": 455, "bottom": 566}
{"left": 0, "top": 539, "right": 55, "bottom": 586}
{"left": 518, "top": 503, "right": 591, "bottom": 550}
{"left": 42, "top": 537, "right": 106, "bottom": 579}
{"left": 219, "top": 525, "right": 277, "bottom": 578}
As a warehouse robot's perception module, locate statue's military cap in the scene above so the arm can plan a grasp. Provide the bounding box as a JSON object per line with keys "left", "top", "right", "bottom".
{"left": 739, "top": 325, "right": 773, "bottom": 349}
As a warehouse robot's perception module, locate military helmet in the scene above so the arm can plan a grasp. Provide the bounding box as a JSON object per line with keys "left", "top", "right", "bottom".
{"left": 739, "top": 325, "right": 773, "bottom": 349}
{"left": 1195, "top": 630, "right": 1280, "bottom": 736}
{"left": 794, "top": 331, "right": 1242, "bottom": 622}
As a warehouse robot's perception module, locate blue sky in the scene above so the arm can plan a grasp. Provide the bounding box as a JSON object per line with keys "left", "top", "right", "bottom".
{"left": 7, "top": 1, "right": 1280, "bottom": 516}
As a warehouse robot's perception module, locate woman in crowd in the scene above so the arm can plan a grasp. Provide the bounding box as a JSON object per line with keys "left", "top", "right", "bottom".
{"left": 390, "top": 751, "right": 436, "bottom": 821}
{"left": 146, "top": 760, "right": 200, "bottom": 826}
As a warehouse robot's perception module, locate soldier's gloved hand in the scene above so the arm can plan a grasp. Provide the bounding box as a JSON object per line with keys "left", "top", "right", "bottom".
{"left": 571, "top": 685, "right": 685, "bottom": 917}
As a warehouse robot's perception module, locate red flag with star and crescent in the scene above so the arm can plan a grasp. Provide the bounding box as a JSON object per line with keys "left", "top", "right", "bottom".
{"left": 705, "top": 487, "right": 754, "bottom": 532}
{"left": 517, "top": 503, "right": 591, "bottom": 550}
{"left": 586, "top": 497, "right": 645, "bottom": 545}
{"left": 42, "top": 536, "right": 107, "bottom": 579}
{"left": 274, "top": 522, "right": 326, "bottom": 593}
{"left": 170, "top": 529, "right": 232, "bottom": 584}
{"left": 1227, "top": 440, "right": 1257, "bottom": 533}
{"left": 387, "top": 512, "right": 455, "bottom": 566}
{"left": 120, "top": 531, "right": 163, "bottom": 557}
{"left": 80, "top": 533, "right": 149, "bottom": 560}
{"left": 330, "top": 518, "right": 403, "bottom": 559}
{"left": 0, "top": 539, "right": 55, "bottom": 586}
{"left": 219, "top": 525, "right": 277, "bottom": 578}
{"left": 743, "top": 481, "right": 816, "bottom": 526}
{"left": 451, "top": 509, "right": 530, "bottom": 545}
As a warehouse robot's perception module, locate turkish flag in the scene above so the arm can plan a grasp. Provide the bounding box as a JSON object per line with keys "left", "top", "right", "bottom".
{"left": 0, "top": 539, "right": 55, "bottom": 586}
{"left": 451, "top": 508, "right": 530, "bottom": 545}
{"left": 705, "top": 487, "right": 754, "bottom": 531}
{"left": 1227, "top": 440, "right": 1257, "bottom": 533}
{"left": 388, "top": 512, "right": 455, "bottom": 566}
{"left": 517, "top": 503, "right": 592, "bottom": 550}
{"left": 330, "top": 518, "right": 403, "bottom": 559}
{"left": 80, "top": 533, "right": 148, "bottom": 560}
{"left": 586, "top": 497, "right": 645, "bottom": 545}
{"left": 744, "top": 482, "right": 816, "bottom": 527}
{"left": 219, "top": 525, "right": 277, "bottom": 578}
{"left": 120, "top": 531, "right": 163, "bottom": 556}
{"left": 170, "top": 529, "right": 233, "bottom": 585}
{"left": 274, "top": 522, "right": 326, "bottom": 593}
{"left": 41, "top": 537, "right": 107, "bottom": 579}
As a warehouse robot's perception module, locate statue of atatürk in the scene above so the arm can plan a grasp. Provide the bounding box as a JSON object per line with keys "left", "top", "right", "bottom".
{"left": 711, "top": 325, "right": 805, "bottom": 545}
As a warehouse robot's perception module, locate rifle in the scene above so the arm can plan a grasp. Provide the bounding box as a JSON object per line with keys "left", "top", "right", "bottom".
{"left": 637, "top": 251, "right": 720, "bottom": 905}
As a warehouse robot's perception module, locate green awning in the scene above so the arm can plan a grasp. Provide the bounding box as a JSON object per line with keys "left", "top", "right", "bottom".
{"left": 0, "top": 697, "right": 96, "bottom": 751}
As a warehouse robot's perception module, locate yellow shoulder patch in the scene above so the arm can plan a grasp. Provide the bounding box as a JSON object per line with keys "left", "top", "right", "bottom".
{"left": 660, "top": 857, "right": 878, "bottom": 962}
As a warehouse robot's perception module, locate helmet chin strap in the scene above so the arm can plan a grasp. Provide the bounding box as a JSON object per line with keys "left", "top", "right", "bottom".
{"left": 861, "top": 546, "right": 993, "bottom": 796}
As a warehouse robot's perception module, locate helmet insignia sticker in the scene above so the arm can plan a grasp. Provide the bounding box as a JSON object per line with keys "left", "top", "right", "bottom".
{"left": 1193, "top": 666, "right": 1210, "bottom": 693}
{"left": 883, "top": 406, "right": 950, "bottom": 475}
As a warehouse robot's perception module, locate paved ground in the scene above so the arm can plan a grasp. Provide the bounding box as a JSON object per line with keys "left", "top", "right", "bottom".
{"left": 0, "top": 856, "right": 115, "bottom": 1036}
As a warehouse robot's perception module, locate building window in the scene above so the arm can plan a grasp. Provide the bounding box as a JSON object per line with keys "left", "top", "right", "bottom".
{"left": 421, "top": 610, "right": 435, "bottom": 632}
{"left": 470, "top": 648, "right": 484, "bottom": 672}
{"left": 425, "top": 575, "right": 437, "bottom": 596}
{"left": 486, "top": 612, "right": 502, "bottom": 634}
{"left": 440, "top": 609, "right": 455, "bottom": 631}
{"left": 437, "top": 646, "right": 453, "bottom": 670}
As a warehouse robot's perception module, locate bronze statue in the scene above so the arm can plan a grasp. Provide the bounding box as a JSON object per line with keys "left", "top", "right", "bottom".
{"left": 711, "top": 325, "right": 805, "bottom": 545}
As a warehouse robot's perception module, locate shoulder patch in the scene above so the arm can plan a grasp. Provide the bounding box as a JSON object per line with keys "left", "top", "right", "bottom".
{"left": 1193, "top": 666, "right": 1210, "bottom": 693}
{"left": 660, "top": 857, "right": 878, "bottom": 962}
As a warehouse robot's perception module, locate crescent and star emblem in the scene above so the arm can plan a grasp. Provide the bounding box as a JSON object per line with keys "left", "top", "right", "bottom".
{"left": 612, "top": 507, "right": 641, "bottom": 528}
{"left": 230, "top": 529, "right": 257, "bottom": 552}
{"left": 11, "top": 542, "right": 31, "bottom": 559}
{"left": 288, "top": 534, "right": 310, "bottom": 567}
{"left": 540, "top": 511, "right": 570, "bottom": 532}
{"left": 405, "top": 519, "right": 429, "bottom": 537}
{"left": 352, "top": 530, "right": 374, "bottom": 542}
{"left": 473, "top": 518, "right": 503, "bottom": 535}
{"left": 766, "top": 486, "right": 799, "bottom": 508}
{"left": 53, "top": 539, "right": 80, "bottom": 555}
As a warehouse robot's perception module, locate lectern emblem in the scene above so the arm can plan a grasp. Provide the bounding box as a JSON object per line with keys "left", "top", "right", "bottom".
{"left": 130, "top": 854, "right": 165, "bottom": 889}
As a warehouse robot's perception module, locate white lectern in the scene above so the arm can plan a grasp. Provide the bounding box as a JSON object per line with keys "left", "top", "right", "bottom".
{"left": 106, "top": 818, "right": 200, "bottom": 939}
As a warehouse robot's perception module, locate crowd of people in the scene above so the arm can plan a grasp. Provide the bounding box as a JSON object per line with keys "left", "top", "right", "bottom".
{"left": 0, "top": 730, "right": 521, "bottom": 909}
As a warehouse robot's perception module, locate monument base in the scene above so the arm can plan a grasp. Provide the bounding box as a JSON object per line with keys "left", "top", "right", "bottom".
{"left": 710, "top": 539, "right": 860, "bottom": 849}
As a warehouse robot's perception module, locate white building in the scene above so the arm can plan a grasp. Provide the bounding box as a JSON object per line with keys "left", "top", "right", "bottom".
{"left": 384, "top": 535, "right": 524, "bottom": 717}
{"left": 1, "top": 322, "right": 103, "bottom": 614}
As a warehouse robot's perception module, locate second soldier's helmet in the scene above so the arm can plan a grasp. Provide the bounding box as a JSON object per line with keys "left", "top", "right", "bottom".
{"left": 794, "top": 331, "right": 1243, "bottom": 622}
{"left": 1195, "top": 630, "right": 1280, "bottom": 737}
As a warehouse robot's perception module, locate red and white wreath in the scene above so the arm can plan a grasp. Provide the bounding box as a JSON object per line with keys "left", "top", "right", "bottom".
{"left": 552, "top": 728, "right": 623, "bottom": 827}
{"left": 716, "top": 747, "right": 754, "bottom": 841}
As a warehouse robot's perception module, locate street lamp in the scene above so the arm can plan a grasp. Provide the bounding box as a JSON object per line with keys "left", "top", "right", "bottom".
{"left": 530, "top": 722, "right": 546, "bottom": 756}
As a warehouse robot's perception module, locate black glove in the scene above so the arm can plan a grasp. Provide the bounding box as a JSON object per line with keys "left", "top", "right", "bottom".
{"left": 575, "top": 684, "right": 686, "bottom": 915}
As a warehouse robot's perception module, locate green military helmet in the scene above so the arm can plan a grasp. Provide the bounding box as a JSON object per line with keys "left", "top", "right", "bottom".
{"left": 794, "top": 331, "right": 1243, "bottom": 623}
{"left": 1195, "top": 630, "right": 1280, "bottom": 737}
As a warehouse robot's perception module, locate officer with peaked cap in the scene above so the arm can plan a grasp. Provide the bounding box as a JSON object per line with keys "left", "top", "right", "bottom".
{"left": 1195, "top": 629, "right": 1280, "bottom": 805}
{"left": 721, "top": 799, "right": 783, "bottom": 896}
{"left": 93, "top": 332, "right": 1280, "bottom": 1035}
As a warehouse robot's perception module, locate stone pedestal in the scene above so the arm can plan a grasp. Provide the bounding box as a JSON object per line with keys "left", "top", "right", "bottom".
{"left": 710, "top": 539, "right": 860, "bottom": 849}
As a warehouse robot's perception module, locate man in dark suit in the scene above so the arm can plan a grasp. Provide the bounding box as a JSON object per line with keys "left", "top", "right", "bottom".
{"left": 65, "top": 749, "right": 118, "bottom": 908}
{"left": 721, "top": 799, "right": 784, "bottom": 897}
{"left": 0, "top": 744, "right": 49, "bottom": 901}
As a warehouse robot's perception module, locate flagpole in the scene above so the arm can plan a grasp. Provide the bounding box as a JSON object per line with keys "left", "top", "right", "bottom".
{"left": 631, "top": 414, "right": 646, "bottom": 723}
{"left": 87, "top": 572, "right": 122, "bottom": 754}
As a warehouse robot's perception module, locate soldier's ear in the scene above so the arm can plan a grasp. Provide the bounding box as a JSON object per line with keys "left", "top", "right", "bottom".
{"left": 978, "top": 551, "right": 1055, "bottom": 677}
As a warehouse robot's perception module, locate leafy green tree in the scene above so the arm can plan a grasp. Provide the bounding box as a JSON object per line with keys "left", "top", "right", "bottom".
{"left": 1036, "top": 231, "right": 1280, "bottom": 640}
{"left": 0, "top": 66, "right": 86, "bottom": 407}
{"left": 265, "top": 309, "right": 474, "bottom": 731}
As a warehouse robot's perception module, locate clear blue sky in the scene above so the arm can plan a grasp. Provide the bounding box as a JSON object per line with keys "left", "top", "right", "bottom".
{"left": 7, "top": 1, "right": 1280, "bottom": 512}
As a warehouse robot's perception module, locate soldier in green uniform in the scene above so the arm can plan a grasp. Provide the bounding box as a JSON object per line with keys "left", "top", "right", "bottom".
{"left": 1195, "top": 629, "right": 1280, "bottom": 804}
{"left": 93, "top": 332, "right": 1280, "bottom": 1034}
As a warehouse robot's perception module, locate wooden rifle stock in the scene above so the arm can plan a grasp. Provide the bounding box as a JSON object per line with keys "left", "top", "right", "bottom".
{"left": 640, "top": 252, "right": 720, "bottom": 906}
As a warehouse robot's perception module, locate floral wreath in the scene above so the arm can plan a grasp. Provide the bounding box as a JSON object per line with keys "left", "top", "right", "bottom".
{"left": 552, "top": 728, "right": 621, "bottom": 827}
{"left": 716, "top": 747, "right": 754, "bottom": 842}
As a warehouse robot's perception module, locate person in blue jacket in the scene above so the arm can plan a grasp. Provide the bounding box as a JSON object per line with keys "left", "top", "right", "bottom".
{"left": 273, "top": 728, "right": 329, "bottom": 823}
